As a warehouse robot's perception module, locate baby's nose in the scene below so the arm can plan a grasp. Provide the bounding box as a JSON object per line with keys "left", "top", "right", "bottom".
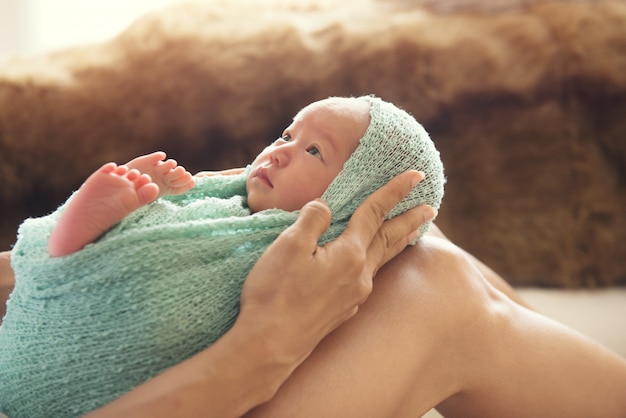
{"left": 269, "top": 146, "right": 291, "bottom": 167}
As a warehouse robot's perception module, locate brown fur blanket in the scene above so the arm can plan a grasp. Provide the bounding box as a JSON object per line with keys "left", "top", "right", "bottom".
{"left": 1, "top": 0, "right": 624, "bottom": 287}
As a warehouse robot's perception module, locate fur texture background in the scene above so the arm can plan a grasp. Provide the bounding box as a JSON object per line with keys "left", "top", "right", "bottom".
{"left": 1, "top": 0, "right": 624, "bottom": 287}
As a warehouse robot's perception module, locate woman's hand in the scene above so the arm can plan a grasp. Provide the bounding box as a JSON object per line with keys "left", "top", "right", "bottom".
{"left": 195, "top": 168, "right": 246, "bottom": 177}
{"left": 237, "top": 170, "right": 435, "bottom": 372}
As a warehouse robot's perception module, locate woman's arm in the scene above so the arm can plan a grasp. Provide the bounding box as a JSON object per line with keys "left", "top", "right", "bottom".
{"left": 86, "top": 170, "right": 431, "bottom": 417}
{"left": 0, "top": 250, "right": 14, "bottom": 324}
{"left": 85, "top": 319, "right": 300, "bottom": 418}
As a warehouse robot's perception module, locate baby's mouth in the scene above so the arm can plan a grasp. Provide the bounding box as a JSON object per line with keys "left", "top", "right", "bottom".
{"left": 255, "top": 167, "right": 273, "bottom": 187}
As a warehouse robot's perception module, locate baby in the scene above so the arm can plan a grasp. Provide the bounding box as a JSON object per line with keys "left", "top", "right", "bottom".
{"left": 47, "top": 96, "right": 372, "bottom": 257}
{"left": 0, "top": 96, "right": 444, "bottom": 418}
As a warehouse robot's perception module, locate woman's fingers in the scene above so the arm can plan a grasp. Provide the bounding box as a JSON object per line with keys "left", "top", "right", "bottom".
{"left": 343, "top": 171, "right": 423, "bottom": 246}
{"left": 280, "top": 199, "right": 332, "bottom": 253}
{"left": 369, "top": 204, "right": 437, "bottom": 272}
{"left": 340, "top": 170, "right": 425, "bottom": 269}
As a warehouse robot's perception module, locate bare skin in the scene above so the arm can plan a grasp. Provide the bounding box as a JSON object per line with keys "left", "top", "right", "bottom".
{"left": 47, "top": 152, "right": 195, "bottom": 257}
{"left": 428, "top": 223, "right": 531, "bottom": 309}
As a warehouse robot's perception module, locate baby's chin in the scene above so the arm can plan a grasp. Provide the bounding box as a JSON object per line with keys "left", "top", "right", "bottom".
{"left": 246, "top": 194, "right": 260, "bottom": 213}
{"left": 246, "top": 191, "right": 271, "bottom": 213}
{"left": 248, "top": 198, "right": 304, "bottom": 213}
{"left": 246, "top": 186, "right": 311, "bottom": 213}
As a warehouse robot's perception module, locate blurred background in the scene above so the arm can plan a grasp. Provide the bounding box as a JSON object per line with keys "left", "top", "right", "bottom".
{"left": 0, "top": 0, "right": 626, "bottom": 414}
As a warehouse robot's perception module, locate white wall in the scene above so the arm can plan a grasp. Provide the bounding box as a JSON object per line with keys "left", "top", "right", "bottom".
{"left": 0, "top": 0, "right": 35, "bottom": 62}
{"left": 0, "top": 0, "right": 183, "bottom": 63}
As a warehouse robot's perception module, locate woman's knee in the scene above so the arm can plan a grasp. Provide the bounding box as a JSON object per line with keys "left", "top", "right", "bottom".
{"left": 363, "top": 237, "right": 512, "bottom": 412}
{"left": 402, "top": 237, "right": 501, "bottom": 313}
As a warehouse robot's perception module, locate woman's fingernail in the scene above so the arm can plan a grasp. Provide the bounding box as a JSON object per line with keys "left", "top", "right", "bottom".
{"left": 423, "top": 207, "right": 438, "bottom": 222}
{"left": 411, "top": 171, "right": 425, "bottom": 187}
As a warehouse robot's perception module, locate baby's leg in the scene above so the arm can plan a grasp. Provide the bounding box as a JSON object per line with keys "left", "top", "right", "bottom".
{"left": 126, "top": 151, "right": 196, "bottom": 197}
{"left": 48, "top": 163, "right": 160, "bottom": 257}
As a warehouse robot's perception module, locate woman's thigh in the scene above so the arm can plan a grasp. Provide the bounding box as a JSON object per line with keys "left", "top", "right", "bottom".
{"left": 245, "top": 237, "right": 500, "bottom": 417}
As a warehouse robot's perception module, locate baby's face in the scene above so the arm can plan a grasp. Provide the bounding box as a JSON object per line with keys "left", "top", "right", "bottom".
{"left": 247, "top": 97, "right": 370, "bottom": 212}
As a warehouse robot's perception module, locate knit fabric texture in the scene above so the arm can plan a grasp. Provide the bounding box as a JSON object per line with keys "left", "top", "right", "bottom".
{"left": 0, "top": 96, "right": 445, "bottom": 418}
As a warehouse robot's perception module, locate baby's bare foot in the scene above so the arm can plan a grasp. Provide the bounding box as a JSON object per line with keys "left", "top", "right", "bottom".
{"left": 48, "top": 162, "right": 160, "bottom": 257}
{"left": 126, "top": 151, "right": 196, "bottom": 197}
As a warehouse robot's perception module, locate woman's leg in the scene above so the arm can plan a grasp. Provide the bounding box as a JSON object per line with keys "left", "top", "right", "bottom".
{"left": 437, "top": 300, "right": 626, "bottom": 417}
{"left": 245, "top": 236, "right": 626, "bottom": 417}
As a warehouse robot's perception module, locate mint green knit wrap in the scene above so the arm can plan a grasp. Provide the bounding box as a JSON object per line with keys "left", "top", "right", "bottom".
{"left": 0, "top": 96, "right": 444, "bottom": 418}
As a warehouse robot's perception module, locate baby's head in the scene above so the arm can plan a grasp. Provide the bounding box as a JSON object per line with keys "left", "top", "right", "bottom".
{"left": 247, "top": 95, "right": 445, "bottom": 239}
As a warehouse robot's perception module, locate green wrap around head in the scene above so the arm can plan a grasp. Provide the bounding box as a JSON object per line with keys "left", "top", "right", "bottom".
{"left": 322, "top": 95, "right": 445, "bottom": 241}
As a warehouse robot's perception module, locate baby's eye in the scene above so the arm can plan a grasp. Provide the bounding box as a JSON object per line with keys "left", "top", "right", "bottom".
{"left": 273, "top": 133, "right": 291, "bottom": 144}
{"left": 307, "top": 146, "right": 322, "bottom": 159}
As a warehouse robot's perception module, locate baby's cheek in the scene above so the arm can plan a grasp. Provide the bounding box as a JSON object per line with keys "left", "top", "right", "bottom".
{"left": 291, "top": 185, "right": 327, "bottom": 210}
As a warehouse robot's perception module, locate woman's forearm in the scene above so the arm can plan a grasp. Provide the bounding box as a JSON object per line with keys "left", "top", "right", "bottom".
{"left": 86, "top": 321, "right": 294, "bottom": 418}
{"left": 0, "top": 250, "right": 15, "bottom": 324}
